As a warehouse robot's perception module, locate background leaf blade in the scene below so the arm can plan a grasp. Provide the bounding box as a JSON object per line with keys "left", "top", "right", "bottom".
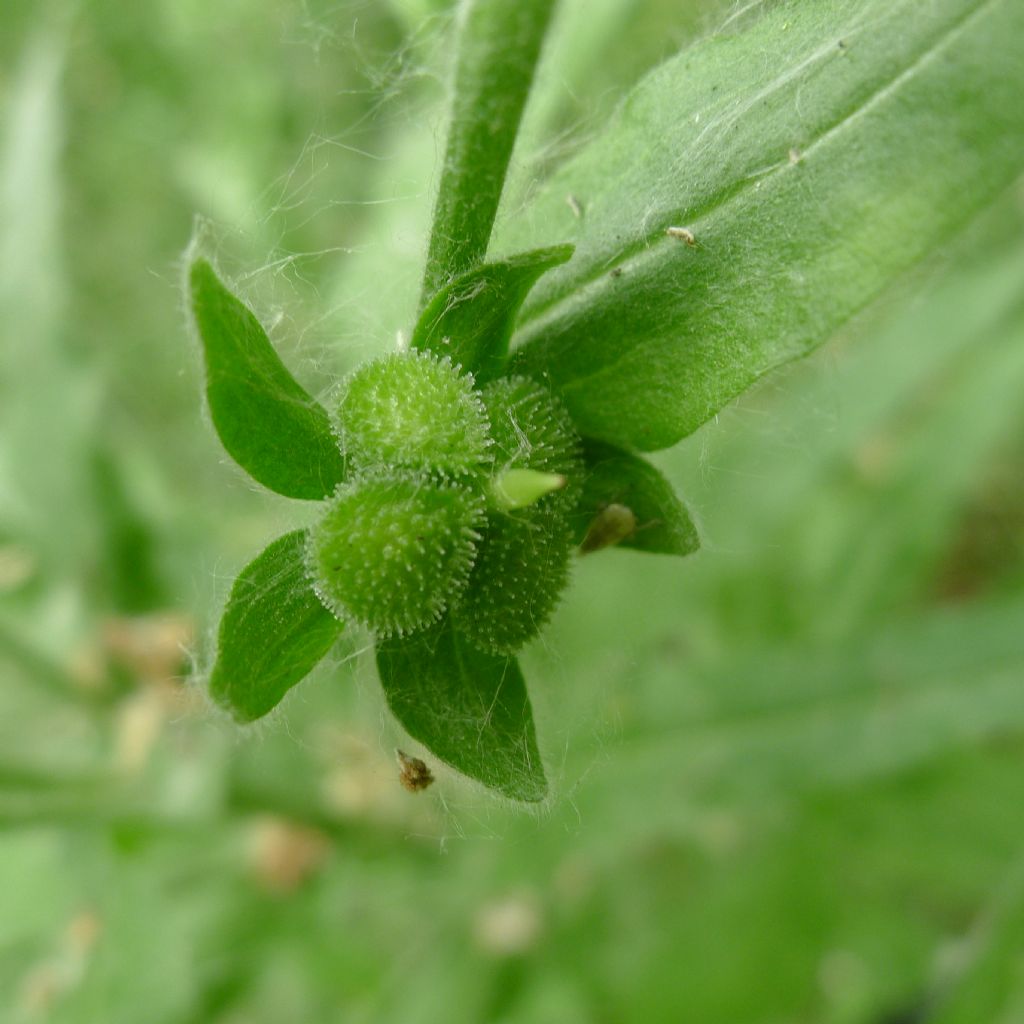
{"left": 209, "top": 530, "right": 343, "bottom": 722}
{"left": 501, "top": 0, "right": 1024, "bottom": 450}
{"left": 376, "top": 619, "right": 546, "bottom": 801}
{"left": 189, "top": 259, "right": 345, "bottom": 499}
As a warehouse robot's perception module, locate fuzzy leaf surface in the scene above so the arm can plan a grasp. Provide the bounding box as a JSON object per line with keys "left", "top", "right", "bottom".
{"left": 210, "top": 531, "right": 343, "bottom": 722}
{"left": 189, "top": 259, "right": 345, "bottom": 499}
{"left": 376, "top": 619, "right": 546, "bottom": 801}
{"left": 411, "top": 245, "right": 573, "bottom": 383}
{"left": 502, "top": 0, "right": 1024, "bottom": 450}
{"left": 574, "top": 440, "right": 699, "bottom": 557}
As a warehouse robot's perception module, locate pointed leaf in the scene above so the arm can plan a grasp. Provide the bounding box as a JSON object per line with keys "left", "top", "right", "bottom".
{"left": 189, "top": 259, "right": 345, "bottom": 499}
{"left": 210, "top": 530, "right": 343, "bottom": 722}
{"left": 412, "top": 245, "right": 573, "bottom": 382}
{"left": 573, "top": 440, "right": 700, "bottom": 557}
{"left": 502, "top": 0, "right": 1024, "bottom": 450}
{"left": 376, "top": 619, "right": 546, "bottom": 801}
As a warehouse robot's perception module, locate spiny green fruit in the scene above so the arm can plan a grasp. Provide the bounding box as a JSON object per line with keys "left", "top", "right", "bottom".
{"left": 458, "top": 507, "right": 575, "bottom": 654}
{"left": 335, "top": 349, "right": 491, "bottom": 475}
{"left": 484, "top": 376, "right": 582, "bottom": 497}
{"left": 308, "top": 473, "right": 484, "bottom": 636}
{"left": 456, "top": 377, "right": 582, "bottom": 654}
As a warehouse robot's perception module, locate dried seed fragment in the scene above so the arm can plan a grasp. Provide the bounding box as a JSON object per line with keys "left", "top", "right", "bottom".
{"left": 397, "top": 749, "right": 434, "bottom": 792}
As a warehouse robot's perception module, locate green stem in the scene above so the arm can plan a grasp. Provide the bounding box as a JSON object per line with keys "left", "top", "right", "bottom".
{"left": 0, "top": 615, "right": 110, "bottom": 711}
{"left": 420, "top": 0, "right": 558, "bottom": 308}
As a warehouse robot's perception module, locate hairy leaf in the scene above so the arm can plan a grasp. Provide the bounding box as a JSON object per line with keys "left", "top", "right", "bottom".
{"left": 189, "top": 259, "right": 345, "bottom": 499}
{"left": 376, "top": 619, "right": 546, "bottom": 801}
{"left": 573, "top": 440, "right": 699, "bottom": 556}
{"left": 502, "top": 0, "right": 1024, "bottom": 450}
{"left": 412, "top": 245, "right": 573, "bottom": 382}
{"left": 209, "top": 531, "right": 343, "bottom": 722}
{"left": 420, "top": 0, "right": 558, "bottom": 306}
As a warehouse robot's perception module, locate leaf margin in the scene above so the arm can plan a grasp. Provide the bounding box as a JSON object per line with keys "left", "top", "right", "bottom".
{"left": 209, "top": 529, "right": 344, "bottom": 723}
{"left": 188, "top": 257, "right": 345, "bottom": 500}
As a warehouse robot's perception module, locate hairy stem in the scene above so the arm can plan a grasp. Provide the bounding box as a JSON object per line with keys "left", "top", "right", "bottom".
{"left": 420, "top": 0, "right": 558, "bottom": 308}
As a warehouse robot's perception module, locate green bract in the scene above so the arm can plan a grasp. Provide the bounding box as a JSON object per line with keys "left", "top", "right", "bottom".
{"left": 210, "top": 530, "right": 344, "bottom": 723}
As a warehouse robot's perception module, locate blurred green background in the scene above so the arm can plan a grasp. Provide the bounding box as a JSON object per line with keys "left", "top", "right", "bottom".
{"left": 2, "top": 1, "right": 1024, "bottom": 1021}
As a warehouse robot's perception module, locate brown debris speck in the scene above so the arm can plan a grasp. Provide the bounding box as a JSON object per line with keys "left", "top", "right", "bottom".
{"left": 397, "top": 749, "right": 434, "bottom": 792}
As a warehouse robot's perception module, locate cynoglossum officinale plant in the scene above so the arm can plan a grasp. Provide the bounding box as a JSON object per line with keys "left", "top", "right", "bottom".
{"left": 186, "top": 0, "right": 1024, "bottom": 799}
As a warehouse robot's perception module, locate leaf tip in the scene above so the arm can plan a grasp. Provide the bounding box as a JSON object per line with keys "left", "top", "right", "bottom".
{"left": 543, "top": 242, "right": 575, "bottom": 266}
{"left": 187, "top": 255, "right": 218, "bottom": 300}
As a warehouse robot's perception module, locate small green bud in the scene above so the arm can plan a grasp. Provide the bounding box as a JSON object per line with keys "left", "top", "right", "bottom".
{"left": 491, "top": 468, "right": 566, "bottom": 510}
{"left": 456, "top": 377, "right": 582, "bottom": 654}
{"left": 579, "top": 502, "right": 637, "bottom": 553}
{"left": 335, "top": 350, "right": 491, "bottom": 476}
{"left": 308, "top": 473, "right": 484, "bottom": 636}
